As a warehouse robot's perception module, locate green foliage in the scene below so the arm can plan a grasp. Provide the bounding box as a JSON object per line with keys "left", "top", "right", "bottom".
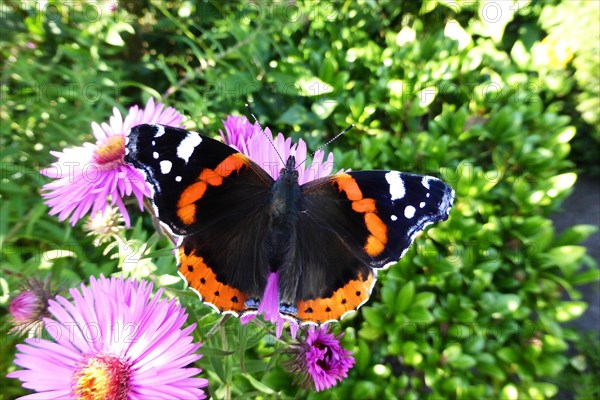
{"left": 1, "top": 0, "right": 598, "bottom": 399}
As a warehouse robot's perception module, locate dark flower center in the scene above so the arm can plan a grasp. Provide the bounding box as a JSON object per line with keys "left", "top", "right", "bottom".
{"left": 315, "top": 341, "right": 332, "bottom": 369}
{"left": 72, "top": 352, "right": 131, "bottom": 400}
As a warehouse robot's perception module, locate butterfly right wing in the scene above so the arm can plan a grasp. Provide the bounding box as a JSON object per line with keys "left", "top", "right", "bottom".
{"left": 285, "top": 171, "right": 453, "bottom": 324}
{"left": 125, "top": 124, "right": 274, "bottom": 313}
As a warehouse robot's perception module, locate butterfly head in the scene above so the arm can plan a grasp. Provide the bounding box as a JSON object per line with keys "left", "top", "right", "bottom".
{"left": 279, "top": 156, "right": 299, "bottom": 183}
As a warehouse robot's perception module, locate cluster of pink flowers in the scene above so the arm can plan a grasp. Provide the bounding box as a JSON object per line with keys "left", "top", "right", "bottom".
{"left": 9, "top": 100, "right": 355, "bottom": 397}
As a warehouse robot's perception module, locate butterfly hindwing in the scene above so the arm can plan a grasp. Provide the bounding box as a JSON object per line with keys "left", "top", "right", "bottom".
{"left": 125, "top": 124, "right": 274, "bottom": 313}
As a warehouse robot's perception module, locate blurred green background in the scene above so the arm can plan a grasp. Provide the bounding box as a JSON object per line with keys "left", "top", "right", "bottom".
{"left": 1, "top": 1, "right": 599, "bottom": 399}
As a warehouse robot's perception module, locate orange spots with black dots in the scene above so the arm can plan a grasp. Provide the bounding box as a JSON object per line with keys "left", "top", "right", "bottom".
{"left": 333, "top": 175, "right": 388, "bottom": 257}
{"left": 176, "top": 154, "right": 248, "bottom": 225}
{"left": 296, "top": 271, "right": 376, "bottom": 323}
{"left": 178, "top": 248, "right": 247, "bottom": 313}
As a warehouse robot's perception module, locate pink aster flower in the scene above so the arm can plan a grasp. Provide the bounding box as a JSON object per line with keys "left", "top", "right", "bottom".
{"left": 284, "top": 325, "right": 355, "bottom": 391}
{"left": 221, "top": 115, "right": 338, "bottom": 338}
{"left": 220, "top": 115, "right": 335, "bottom": 183}
{"left": 8, "top": 275, "right": 207, "bottom": 400}
{"left": 40, "top": 98, "right": 184, "bottom": 226}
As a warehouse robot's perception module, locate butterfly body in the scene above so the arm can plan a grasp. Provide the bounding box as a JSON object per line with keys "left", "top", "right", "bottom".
{"left": 125, "top": 124, "right": 454, "bottom": 325}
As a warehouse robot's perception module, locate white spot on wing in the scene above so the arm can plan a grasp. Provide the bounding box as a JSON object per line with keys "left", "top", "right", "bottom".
{"left": 422, "top": 176, "right": 431, "bottom": 189}
{"left": 160, "top": 160, "right": 172, "bottom": 174}
{"left": 404, "top": 205, "right": 416, "bottom": 219}
{"left": 154, "top": 125, "right": 165, "bottom": 137}
{"left": 153, "top": 151, "right": 159, "bottom": 159}
{"left": 385, "top": 171, "right": 405, "bottom": 200}
{"left": 177, "top": 133, "right": 202, "bottom": 163}
{"left": 420, "top": 201, "right": 426, "bottom": 208}
{"left": 175, "top": 176, "right": 182, "bottom": 182}
{"left": 391, "top": 214, "right": 398, "bottom": 221}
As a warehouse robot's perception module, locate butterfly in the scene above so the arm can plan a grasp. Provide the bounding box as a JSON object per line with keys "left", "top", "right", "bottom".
{"left": 125, "top": 124, "right": 454, "bottom": 325}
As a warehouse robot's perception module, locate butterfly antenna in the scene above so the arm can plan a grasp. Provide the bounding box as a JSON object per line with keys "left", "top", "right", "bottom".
{"left": 245, "top": 103, "right": 286, "bottom": 166}
{"left": 297, "top": 123, "right": 355, "bottom": 168}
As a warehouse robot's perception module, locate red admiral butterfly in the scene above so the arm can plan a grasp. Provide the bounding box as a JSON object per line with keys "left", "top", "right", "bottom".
{"left": 125, "top": 124, "right": 454, "bottom": 325}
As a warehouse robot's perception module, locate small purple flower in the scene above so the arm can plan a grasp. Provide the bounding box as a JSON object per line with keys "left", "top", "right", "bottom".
{"left": 10, "top": 291, "right": 38, "bottom": 322}
{"left": 9, "top": 279, "right": 55, "bottom": 336}
{"left": 222, "top": 115, "right": 338, "bottom": 338}
{"left": 40, "top": 98, "right": 184, "bottom": 226}
{"left": 285, "top": 325, "right": 355, "bottom": 392}
{"left": 8, "top": 275, "right": 208, "bottom": 399}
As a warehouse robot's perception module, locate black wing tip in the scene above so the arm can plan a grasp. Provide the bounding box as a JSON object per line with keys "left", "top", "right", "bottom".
{"left": 124, "top": 124, "right": 162, "bottom": 163}
{"left": 438, "top": 185, "right": 455, "bottom": 221}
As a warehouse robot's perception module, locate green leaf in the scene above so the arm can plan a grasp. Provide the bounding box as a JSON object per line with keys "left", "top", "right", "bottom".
{"left": 362, "top": 307, "right": 384, "bottom": 328}
{"left": 554, "top": 301, "right": 588, "bottom": 322}
{"left": 571, "top": 268, "right": 600, "bottom": 285}
{"left": 242, "top": 373, "right": 275, "bottom": 395}
{"left": 406, "top": 306, "right": 434, "bottom": 323}
{"left": 395, "top": 281, "right": 415, "bottom": 312}
{"left": 312, "top": 98, "right": 338, "bottom": 119}
{"left": 295, "top": 76, "right": 334, "bottom": 97}
{"left": 497, "top": 347, "right": 518, "bottom": 364}
{"left": 276, "top": 104, "right": 310, "bottom": 125}
{"left": 450, "top": 354, "right": 477, "bottom": 369}
{"left": 554, "top": 225, "right": 598, "bottom": 246}
{"left": 413, "top": 292, "right": 436, "bottom": 308}
{"left": 478, "top": 363, "right": 506, "bottom": 380}
{"left": 544, "top": 246, "right": 587, "bottom": 268}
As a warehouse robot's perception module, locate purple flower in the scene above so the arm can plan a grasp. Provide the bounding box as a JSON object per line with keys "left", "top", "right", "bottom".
{"left": 285, "top": 325, "right": 355, "bottom": 392}
{"left": 222, "top": 115, "right": 337, "bottom": 338}
{"left": 220, "top": 115, "right": 336, "bottom": 183}
{"left": 9, "top": 279, "right": 55, "bottom": 336}
{"left": 40, "top": 98, "right": 184, "bottom": 226}
{"left": 8, "top": 275, "right": 208, "bottom": 399}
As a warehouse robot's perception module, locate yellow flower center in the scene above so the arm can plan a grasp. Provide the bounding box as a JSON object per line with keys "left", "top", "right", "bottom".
{"left": 72, "top": 353, "right": 131, "bottom": 400}
{"left": 94, "top": 135, "right": 126, "bottom": 170}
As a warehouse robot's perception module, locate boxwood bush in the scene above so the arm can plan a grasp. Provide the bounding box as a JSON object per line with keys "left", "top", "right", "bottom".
{"left": 1, "top": 1, "right": 598, "bottom": 399}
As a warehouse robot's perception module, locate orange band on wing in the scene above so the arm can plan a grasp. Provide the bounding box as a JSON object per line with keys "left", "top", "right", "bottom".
{"left": 352, "top": 198, "right": 376, "bottom": 213}
{"left": 176, "top": 154, "right": 250, "bottom": 225}
{"left": 296, "top": 271, "right": 376, "bottom": 324}
{"left": 178, "top": 248, "right": 247, "bottom": 313}
{"left": 198, "top": 169, "right": 223, "bottom": 186}
{"left": 334, "top": 174, "right": 363, "bottom": 201}
{"left": 216, "top": 153, "right": 247, "bottom": 177}
{"left": 333, "top": 174, "right": 388, "bottom": 257}
{"left": 365, "top": 235, "right": 385, "bottom": 256}
{"left": 178, "top": 182, "right": 208, "bottom": 207}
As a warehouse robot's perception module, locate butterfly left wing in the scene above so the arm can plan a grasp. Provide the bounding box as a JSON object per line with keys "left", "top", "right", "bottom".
{"left": 125, "top": 124, "right": 274, "bottom": 315}
{"left": 285, "top": 171, "right": 454, "bottom": 324}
